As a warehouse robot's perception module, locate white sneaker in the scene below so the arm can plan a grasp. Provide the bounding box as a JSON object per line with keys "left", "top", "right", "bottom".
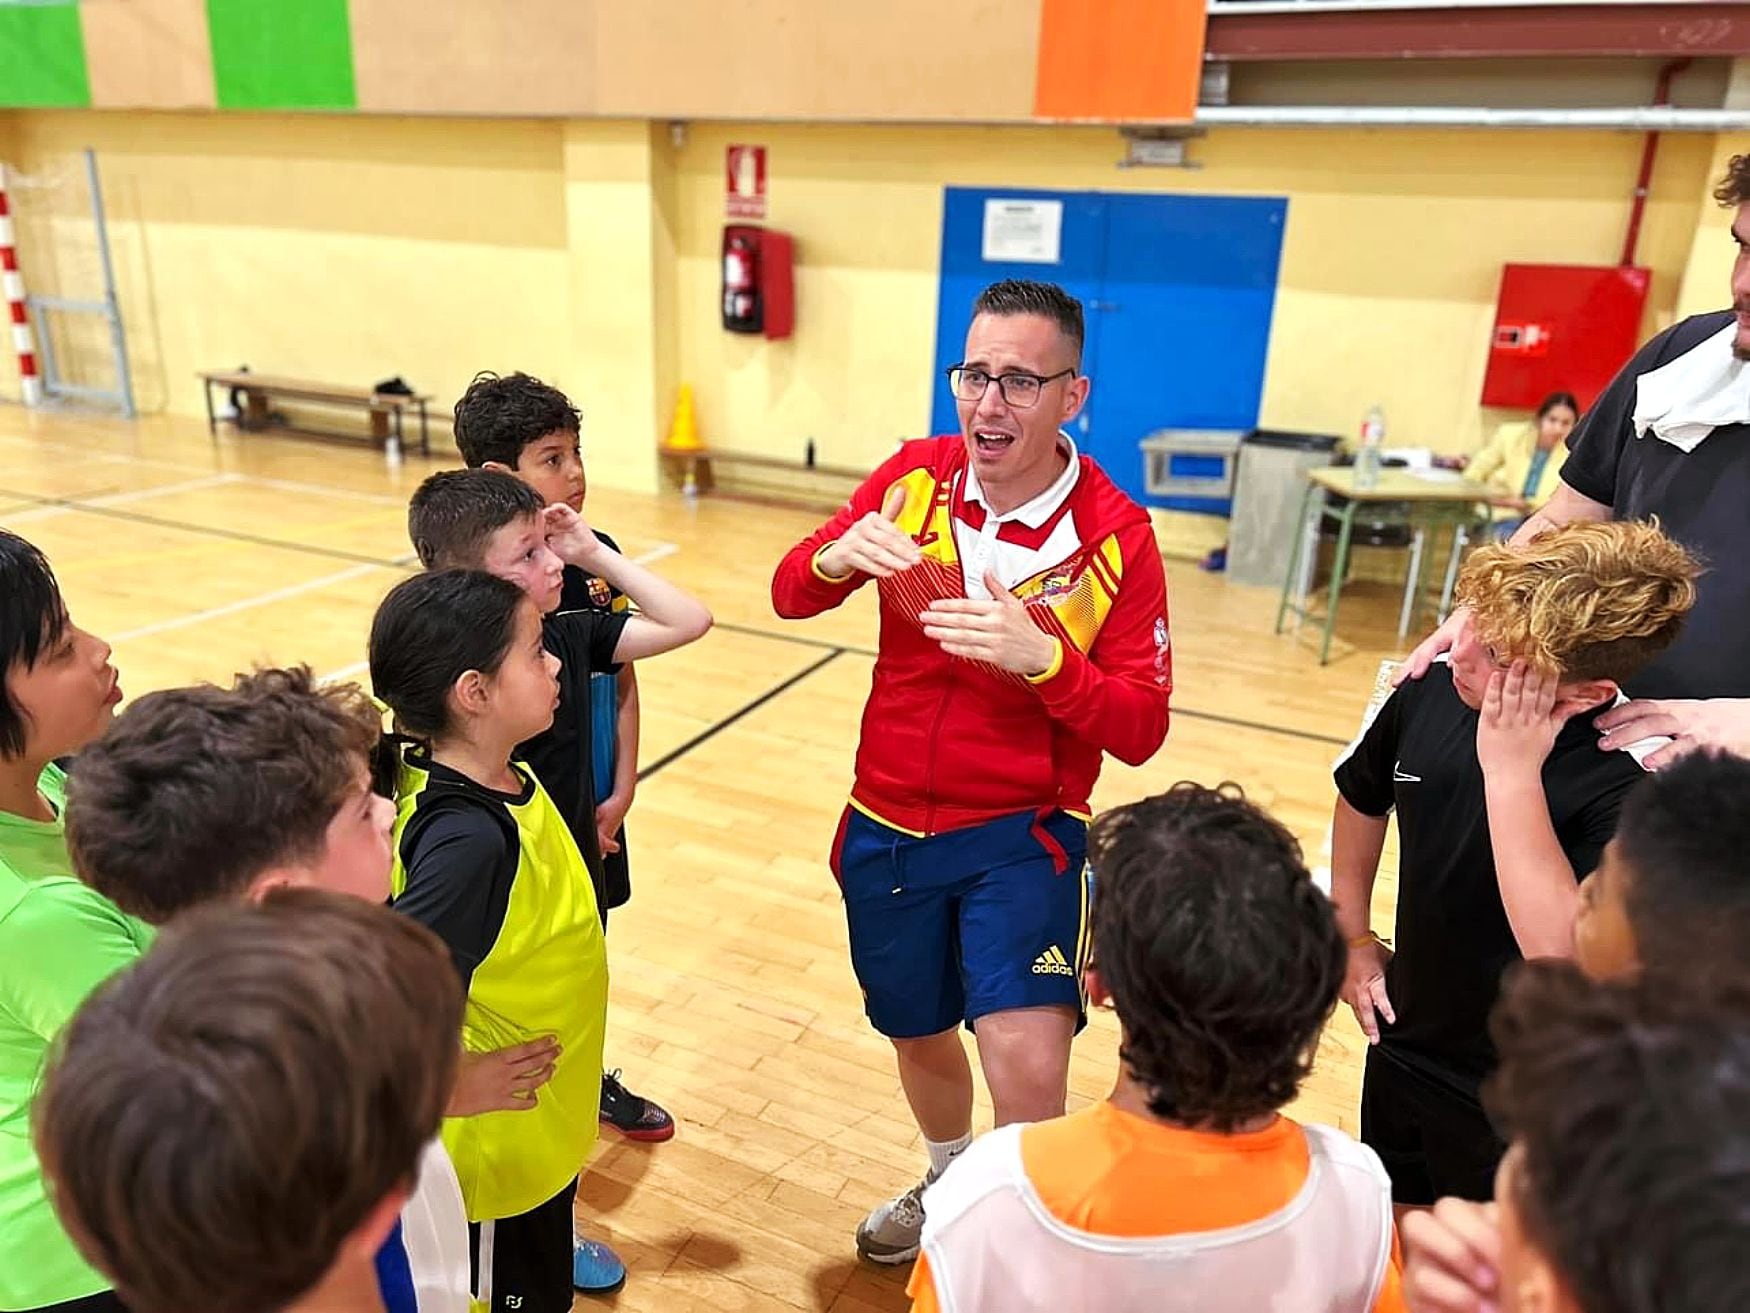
{"left": 855, "top": 1170, "right": 937, "bottom": 1265}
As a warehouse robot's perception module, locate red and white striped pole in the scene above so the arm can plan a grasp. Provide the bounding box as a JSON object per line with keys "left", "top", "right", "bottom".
{"left": 0, "top": 165, "right": 42, "bottom": 407}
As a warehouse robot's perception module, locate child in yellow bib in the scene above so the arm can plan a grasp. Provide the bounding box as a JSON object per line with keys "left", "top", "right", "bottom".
{"left": 371, "top": 569, "right": 613, "bottom": 1313}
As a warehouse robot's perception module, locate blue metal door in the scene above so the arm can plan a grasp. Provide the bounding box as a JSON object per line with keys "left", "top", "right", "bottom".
{"left": 930, "top": 187, "right": 1287, "bottom": 509}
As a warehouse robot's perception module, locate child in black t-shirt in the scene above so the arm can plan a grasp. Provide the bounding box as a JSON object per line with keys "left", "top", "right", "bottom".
{"left": 1330, "top": 520, "right": 1699, "bottom": 1207}
{"left": 403, "top": 470, "right": 710, "bottom": 1294}
{"left": 450, "top": 371, "right": 674, "bottom": 1143}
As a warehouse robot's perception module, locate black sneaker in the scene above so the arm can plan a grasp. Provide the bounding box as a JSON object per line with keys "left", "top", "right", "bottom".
{"left": 599, "top": 1068, "right": 675, "bottom": 1142}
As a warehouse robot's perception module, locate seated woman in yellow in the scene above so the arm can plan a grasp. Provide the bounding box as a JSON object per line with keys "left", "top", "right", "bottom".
{"left": 1465, "top": 391, "right": 1579, "bottom": 540}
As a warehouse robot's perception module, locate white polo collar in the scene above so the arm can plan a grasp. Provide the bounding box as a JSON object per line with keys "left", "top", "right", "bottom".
{"left": 961, "top": 432, "right": 1081, "bottom": 527}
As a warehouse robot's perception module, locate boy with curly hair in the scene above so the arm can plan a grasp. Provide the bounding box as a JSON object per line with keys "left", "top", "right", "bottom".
{"left": 908, "top": 783, "right": 1406, "bottom": 1313}
{"left": 1331, "top": 520, "right": 1700, "bottom": 1209}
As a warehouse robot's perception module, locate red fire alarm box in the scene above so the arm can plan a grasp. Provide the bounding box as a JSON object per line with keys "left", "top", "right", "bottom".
{"left": 721, "top": 225, "right": 795, "bottom": 340}
{"left": 1481, "top": 263, "right": 1650, "bottom": 410}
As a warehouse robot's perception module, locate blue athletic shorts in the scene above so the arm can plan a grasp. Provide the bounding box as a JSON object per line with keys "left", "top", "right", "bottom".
{"left": 830, "top": 804, "right": 1091, "bottom": 1039}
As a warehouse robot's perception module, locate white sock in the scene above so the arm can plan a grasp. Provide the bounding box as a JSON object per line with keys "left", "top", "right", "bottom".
{"left": 926, "top": 1132, "right": 973, "bottom": 1178}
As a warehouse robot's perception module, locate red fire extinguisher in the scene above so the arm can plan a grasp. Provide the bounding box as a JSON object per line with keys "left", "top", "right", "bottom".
{"left": 723, "top": 226, "right": 761, "bottom": 333}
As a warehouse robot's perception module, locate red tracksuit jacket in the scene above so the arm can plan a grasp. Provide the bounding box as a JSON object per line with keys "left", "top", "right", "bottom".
{"left": 772, "top": 436, "right": 1171, "bottom": 836}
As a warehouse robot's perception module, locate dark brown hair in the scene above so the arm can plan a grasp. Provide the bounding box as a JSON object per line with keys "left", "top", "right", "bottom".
{"left": 1088, "top": 782, "right": 1346, "bottom": 1131}
{"left": 0, "top": 529, "right": 70, "bottom": 758}
{"left": 1711, "top": 153, "right": 1750, "bottom": 207}
{"left": 34, "top": 890, "right": 462, "bottom": 1313}
{"left": 971, "top": 279, "right": 1086, "bottom": 366}
{"left": 65, "top": 666, "right": 381, "bottom": 923}
{"left": 1486, "top": 962, "right": 1750, "bottom": 1313}
{"left": 407, "top": 467, "right": 545, "bottom": 569}
{"left": 367, "top": 569, "right": 526, "bottom": 742}
{"left": 1614, "top": 750, "right": 1750, "bottom": 975}
{"left": 452, "top": 370, "right": 580, "bottom": 468}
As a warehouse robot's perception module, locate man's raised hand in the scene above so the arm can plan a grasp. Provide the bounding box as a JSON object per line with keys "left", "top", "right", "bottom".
{"left": 815, "top": 484, "right": 921, "bottom": 580}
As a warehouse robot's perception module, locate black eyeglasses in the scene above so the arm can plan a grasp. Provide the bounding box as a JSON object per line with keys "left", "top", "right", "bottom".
{"left": 946, "top": 365, "right": 1076, "bottom": 411}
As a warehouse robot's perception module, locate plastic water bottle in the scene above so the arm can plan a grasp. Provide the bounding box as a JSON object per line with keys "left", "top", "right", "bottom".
{"left": 1355, "top": 405, "right": 1386, "bottom": 490}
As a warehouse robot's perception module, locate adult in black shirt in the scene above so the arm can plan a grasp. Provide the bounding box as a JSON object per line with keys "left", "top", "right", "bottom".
{"left": 1402, "top": 152, "right": 1750, "bottom": 765}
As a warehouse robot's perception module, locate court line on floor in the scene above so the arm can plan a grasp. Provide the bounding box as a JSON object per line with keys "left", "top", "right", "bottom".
{"left": 7, "top": 469, "right": 1344, "bottom": 750}
{"left": 639, "top": 649, "right": 846, "bottom": 780}
{"left": 1, "top": 473, "right": 243, "bottom": 525}
{"left": 110, "top": 561, "right": 412, "bottom": 643}
{"left": 2, "top": 487, "right": 679, "bottom": 581}
{"left": 2, "top": 489, "right": 415, "bottom": 567}
{"left": 710, "top": 620, "right": 1350, "bottom": 748}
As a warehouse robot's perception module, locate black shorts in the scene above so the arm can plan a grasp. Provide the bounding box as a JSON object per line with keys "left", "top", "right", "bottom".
{"left": 1361, "top": 1046, "right": 1504, "bottom": 1205}
{"left": 31, "top": 1294, "right": 129, "bottom": 1313}
{"left": 469, "top": 1177, "right": 576, "bottom": 1313}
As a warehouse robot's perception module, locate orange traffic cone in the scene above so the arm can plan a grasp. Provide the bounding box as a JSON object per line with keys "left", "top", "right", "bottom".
{"left": 662, "top": 384, "right": 705, "bottom": 497}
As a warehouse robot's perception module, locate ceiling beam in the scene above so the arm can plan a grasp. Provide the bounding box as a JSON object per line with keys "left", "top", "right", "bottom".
{"left": 1206, "top": 3, "right": 1750, "bottom": 61}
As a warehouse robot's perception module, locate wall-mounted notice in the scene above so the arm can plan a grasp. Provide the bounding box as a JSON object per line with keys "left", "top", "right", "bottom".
{"left": 981, "top": 198, "right": 1062, "bottom": 264}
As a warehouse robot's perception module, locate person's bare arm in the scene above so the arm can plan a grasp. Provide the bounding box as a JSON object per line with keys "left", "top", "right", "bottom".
{"left": 594, "top": 665, "right": 640, "bottom": 855}
{"left": 1332, "top": 797, "right": 1396, "bottom": 1043}
{"left": 1476, "top": 664, "right": 1588, "bottom": 959}
{"left": 544, "top": 507, "right": 713, "bottom": 660}
{"left": 1505, "top": 480, "right": 1611, "bottom": 546}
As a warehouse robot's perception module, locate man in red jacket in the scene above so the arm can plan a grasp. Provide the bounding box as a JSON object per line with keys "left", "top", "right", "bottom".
{"left": 772, "top": 279, "right": 1172, "bottom": 1264}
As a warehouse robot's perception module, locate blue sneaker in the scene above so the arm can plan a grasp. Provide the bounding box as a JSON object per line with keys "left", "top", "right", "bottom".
{"left": 572, "top": 1236, "right": 627, "bottom": 1294}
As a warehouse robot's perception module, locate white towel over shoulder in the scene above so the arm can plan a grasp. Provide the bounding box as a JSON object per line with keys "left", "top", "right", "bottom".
{"left": 1631, "top": 320, "right": 1750, "bottom": 453}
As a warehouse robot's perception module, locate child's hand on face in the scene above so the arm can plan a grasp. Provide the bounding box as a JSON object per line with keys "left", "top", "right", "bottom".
{"left": 542, "top": 504, "right": 603, "bottom": 567}
{"left": 1476, "top": 660, "right": 1575, "bottom": 779}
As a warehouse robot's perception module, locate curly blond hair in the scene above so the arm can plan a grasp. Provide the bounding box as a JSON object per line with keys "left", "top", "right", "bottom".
{"left": 1456, "top": 520, "right": 1700, "bottom": 683}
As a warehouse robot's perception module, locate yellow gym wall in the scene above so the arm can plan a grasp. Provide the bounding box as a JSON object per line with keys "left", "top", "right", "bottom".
{"left": 1676, "top": 132, "right": 1746, "bottom": 320}
{"left": 669, "top": 121, "right": 1714, "bottom": 474}
{"left": 0, "top": 108, "right": 1725, "bottom": 499}
{"left": 0, "top": 110, "right": 573, "bottom": 427}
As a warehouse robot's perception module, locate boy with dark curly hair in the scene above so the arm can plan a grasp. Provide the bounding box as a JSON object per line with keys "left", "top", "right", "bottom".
{"left": 1483, "top": 962, "right": 1750, "bottom": 1313}
{"left": 907, "top": 783, "right": 1406, "bottom": 1313}
{"left": 1333, "top": 520, "right": 1700, "bottom": 1210}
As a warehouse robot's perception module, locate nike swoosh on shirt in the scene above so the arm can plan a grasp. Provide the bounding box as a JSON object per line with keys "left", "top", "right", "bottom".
{"left": 1392, "top": 765, "right": 1422, "bottom": 783}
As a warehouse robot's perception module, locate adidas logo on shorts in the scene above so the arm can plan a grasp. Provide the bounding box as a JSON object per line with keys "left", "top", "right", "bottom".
{"left": 1031, "top": 945, "right": 1076, "bottom": 977}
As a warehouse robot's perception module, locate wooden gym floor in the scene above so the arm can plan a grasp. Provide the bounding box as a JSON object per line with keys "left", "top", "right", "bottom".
{"left": 0, "top": 409, "right": 1411, "bottom": 1312}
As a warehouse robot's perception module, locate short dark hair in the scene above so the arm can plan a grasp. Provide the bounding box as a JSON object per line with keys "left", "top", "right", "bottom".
{"left": 1614, "top": 750, "right": 1750, "bottom": 975}
{"left": 65, "top": 667, "right": 381, "bottom": 924}
{"left": 1536, "top": 391, "right": 1580, "bottom": 420}
{"left": 0, "top": 530, "right": 69, "bottom": 758}
{"left": 452, "top": 371, "right": 580, "bottom": 469}
{"left": 971, "top": 279, "right": 1085, "bottom": 367}
{"left": 368, "top": 570, "right": 526, "bottom": 741}
{"left": 35, "top": 890, "right": 462, "bottom": 1313}
{"left": 1712, "top": 153, "right": 1750, "bottom": 207}
{"left": 408, "top": 468, "right": 545, "bottom": 570}
{"left": 1486, "top": 962, "right": 1750, "bottom": 1313}
{"left": 1087, "top": 782, "right": 1346, "bottom": 1131}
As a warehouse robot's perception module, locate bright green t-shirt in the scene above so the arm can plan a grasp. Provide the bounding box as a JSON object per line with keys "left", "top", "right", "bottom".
{"left": 0, "top": 763, "right": 154, "bottom": 1308}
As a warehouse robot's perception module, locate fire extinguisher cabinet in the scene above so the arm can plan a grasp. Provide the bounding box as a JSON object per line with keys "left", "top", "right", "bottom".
{"left": 721, "top": 226, "right": 795, "bottom": 341}
{"left": 1481, "top": 263, "right": 1649, "bottom": 411}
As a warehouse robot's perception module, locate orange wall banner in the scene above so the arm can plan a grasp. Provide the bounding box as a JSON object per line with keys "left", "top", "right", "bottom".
{"left": 1034, "top": 0, "right": 1206, "bottom": 122}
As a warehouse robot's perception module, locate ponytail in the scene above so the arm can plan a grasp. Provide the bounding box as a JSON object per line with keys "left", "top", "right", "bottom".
{"left": 368, "top": 570, "right": 526, "bottom": 746}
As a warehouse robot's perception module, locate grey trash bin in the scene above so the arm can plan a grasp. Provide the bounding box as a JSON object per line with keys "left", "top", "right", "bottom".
{"left": 1226, "top": 430, "right": 1341, "bottom": 587}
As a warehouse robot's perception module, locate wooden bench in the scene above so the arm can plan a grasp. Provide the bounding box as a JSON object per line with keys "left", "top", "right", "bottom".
{"left": 660, "top": 447, "right": 865, "bottom": 508}
{"left": 199, "top": 372, "right": 432, "bottom": 455}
